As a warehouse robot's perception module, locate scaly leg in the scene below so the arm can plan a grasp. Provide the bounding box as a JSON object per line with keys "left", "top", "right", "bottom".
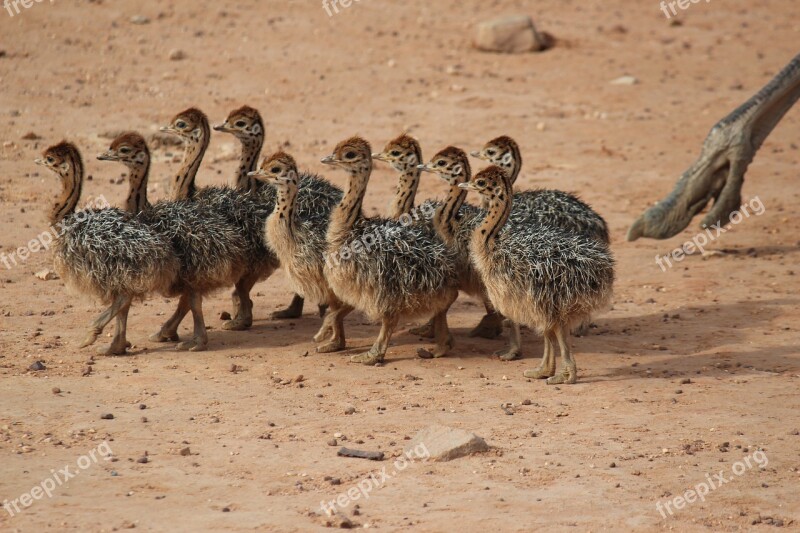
{"left": 176, "top": 291, "right": 209, "bottom": 352}
{"left": 431, "top": 311, "right": 454, "bottom": 357}
{"left": 149, "top": 293, "right": 190, "bottom": 342}
{"left": 97, "top": 297, "right": 133, "bottom": 356}
{"left": 547, "top": 325, "right": 577, "bottom": 385}
{"left": 524, "top": 331, "right": 556, "bottom": 379}
{"left": 494, "top": 321, "right": 522, "bottom": 361}
{"left": 222, "top": 271, "right": 260, "bottom": 331}
{"left": 351, "top": 315, "right": 399, "bottom": 365}
{"left": 271, "top": 293, "right": 305, "bottom": 319}
{"left": 317, "top": 302, "right": 353, "bottom": 353}
{"left": 469, "top": 298, "right": 504, "bottom": 339}
{"left": 80, "top": 295, "right": 128, "bottom": 348}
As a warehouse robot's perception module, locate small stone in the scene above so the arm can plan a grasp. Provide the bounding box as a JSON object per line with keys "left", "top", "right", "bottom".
{"left": 52, "top": 387, "right": 61, "bottom": 394}
{"left": 229, "top": 364, "right": 239, "bottom": 373}
{"left": 294, "top": 374, "right": 304, "bottom": 383}
{"left": 521, "top": 399, "right": 532, "bottom": 405}
{"left": 610, "top": 75, "right": 639, "bottom": 86}
{"left": 136, "top": 455, "right": 148, "bottom": 464}
{"left": 221, "top": 507, "right": 230, "bottom": 513}
{"left": 219, "top": 311, "right": 232, "bottom": 321}
{"left": 139, "top": 404, "right": 146, "bottom": 410}
{"left": 34, "top": 269, "right": 58, "bottom": 281}
{"left": 474, "top": 15, "right": 549, "bottom": 54}
{"left": 28, "top": 361, "right": 46, "bottom": 371}
{"left": 82, "top": 365, "right": 92, "bottom": 376}
{"left": 680, "top": 378, "right": 692, "bottom": 385}
{"left": 610, "top": 462, "right": 617, "bottom": 468}
{"left": 101, "top": 413, "right": 114, "bottom": 420}
{"left": 22, "top": 132, "right": 41, "bottom": 140}
{"left": 168, "top": 49, "right": 186, "bottom": 61}
{"left": 327, "top": 439, "right": 338, "bottom": 447}
{"left": 344, "top": 406, "right": 356, "bottom": 415}
{"left": 405, "top": 425, "right": 489, "bottom": 461}
{"left": 179, "top": 447, "right": 191, "bottom": 456}
{"left": 130, "top": 15, "right": 150, "bottom": 25}
{"left": 141, "top": 417, "right": 148, "bottom": 423}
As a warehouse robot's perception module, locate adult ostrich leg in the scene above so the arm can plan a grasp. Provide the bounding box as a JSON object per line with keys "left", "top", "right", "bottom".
{"left": 628, "top": 51, "right": 800, "bottom": 241}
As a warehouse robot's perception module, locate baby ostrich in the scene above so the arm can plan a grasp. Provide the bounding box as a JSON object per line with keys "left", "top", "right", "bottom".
{"left": 460, "top": 166, "right": 615, "bottom": 384}
{"left": 471, "top": 135, "right": 610, "bottom": 244}
{"left": 37, "top": 142, "right": 178, "bottom": 355}
{"left": 373, "top": 135, "right": 504, "bottom": 340}
{"left": 159, "top": 107, "right": 278, "bottom": 332}
{"left": 98, "top": 132, "right": 249, "bottom": 351}
{"left": 250, "top": 151, "right": 352, "bottom": 352}
{"left": 321, "top": 136, "right": 460, "bottom": 365}
{"left": 212, "top": 105, "right": 339, "bottom": 320}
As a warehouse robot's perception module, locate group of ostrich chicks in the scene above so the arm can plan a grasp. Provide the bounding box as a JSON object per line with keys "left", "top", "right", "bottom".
{"left": 38, "top": 105, "right": 615, "bottom": 385}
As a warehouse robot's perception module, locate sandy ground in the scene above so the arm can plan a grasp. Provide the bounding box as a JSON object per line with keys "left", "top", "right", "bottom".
{"left": 1, "top": 0, "right": 799, "bottom": 531}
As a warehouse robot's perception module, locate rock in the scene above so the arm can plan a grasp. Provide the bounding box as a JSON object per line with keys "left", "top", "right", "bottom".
{"left": 82, "top": 365, "right": 92, "bottom": 376}
{"left": 101, "top": 413, "right": 114, "bottom": 420}
{"left": 130, "top": 15, "right": 150, "bottom": 25}
{"left": 179, "top": 447, "right": 191, "bottom": 456}
{"left": 52, "top": 387, "right": 61, "bottom": 394}
{"left": 344, "top": 406, "right": 356, "bottom": 415}
{"left": 21, "top": 132, "right": 41, "bottom": 140}
{"left": 168, "top": 49, "right": 186, "bottom": 61}
{"left": 219, "top": 311, "right": 232, "bottom": 321}
{"left": 136, "top": 455, "right": 148, "bottom": 464}
{"left": 34, "top": 269, "right": 58, "bottom": 281}
{"left": 405, "top": 425, "right": 489, "bottom": 462}
{"left": 28, "top": 361, "right": 46, "bottom": 371}
{"left": 474, "top": 15, "right": 549, "bottom": 54}
{"left": 610, "top": 75, "right": 639, "bottom": 86}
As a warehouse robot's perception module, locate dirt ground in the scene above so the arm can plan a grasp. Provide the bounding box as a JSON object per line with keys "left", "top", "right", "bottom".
{"left": 1, "top": 0, "right": 799, "bottom": 531}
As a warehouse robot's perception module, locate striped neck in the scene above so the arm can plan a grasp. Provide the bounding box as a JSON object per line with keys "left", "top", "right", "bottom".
{"left": 125, "top": 158, "right": 152, "bottom": 214}
{"left": 333, "top": 160, "right": 371, "bottom": 232}
{"left": 236, "top": 126, "right": 264, "bottom": 193}
{"left": 272, "top": 180, "right": 298, "bottom": 238}
{"left": 50, "top": 151, "right": 84, "bottom": 225}
{"left": 389, "top": 165, "right": 420, "bottom": 219}
{"left": 434, "top": 175, "right": 468, "bottom": 243}
{"left": 171, "top": 122, "right": 210, "bottom": 200}
{"left": 476, "top": 179, "right": 513, "bottom": 250}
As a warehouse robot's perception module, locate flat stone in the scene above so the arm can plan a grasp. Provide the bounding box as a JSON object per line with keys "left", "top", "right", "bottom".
{"left": 405, "top": 425, "right": 489, "bottom": 462}
{"left": 610, "top": 75, "right": 639, "bottom": 86}
{"left": 474, "top": 15, "right": 548, "bottom": 54}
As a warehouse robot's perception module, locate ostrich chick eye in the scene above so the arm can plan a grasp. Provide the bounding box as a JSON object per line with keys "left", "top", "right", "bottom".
{"left": 344, "top": 151, "right": 356, "bottom": 159}
{"left": 235, "top": 120, "right": 247, "bottom": 128}
{"left": 390, "top": 150, "right": 401, "bottom": 157}
{"left": 476, "top": 179, "right": 486, "bottom": 187}
{"left": 120, "top": 147, "right": 131, "bottom": 154}
{"left": 270, "top": 167, "right": 281, "bottom": 174}
{"left": 46, "top": 156, "right": 55, "bottom": 164}
{"left": 486, "top": 149, "right": 496, "bottom": 156}
{"left": 436, "top": 160, "right": 446, "bottom": 167}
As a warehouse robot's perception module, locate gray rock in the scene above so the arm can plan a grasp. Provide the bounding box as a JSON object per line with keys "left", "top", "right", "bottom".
{"left": 405, "top": 425, "right": 489, "bottom": 462}
{"left": 474, "top": 15, "right": 548, "bottom": 54}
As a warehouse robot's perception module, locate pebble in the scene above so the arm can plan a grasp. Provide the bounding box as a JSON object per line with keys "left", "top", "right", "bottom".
{"left": 130, "top": 15, "right": 150, "bottom": 25}
{"left": 344, "top": 406, "right": 356, "bottom": 415}
{"left": 327, "top": 439, "right": 338, "bottom": 447}
{"left": 101, "top": 413, "right": 114, "bottom": 420}
{"left": 610, "top": 75, "right": 639, "bottom": 86}
{"left": 29, "top": 361, "right": 46, "bottom": 371}
{"left": 220, "top": 311, "right": 232, "bottom": 321}
{"left": 179, "top": 447, "right": 191, "bottom": 456}
{"left": 139, "top": 404, "right": 146, "bottom": 410}
{"left": 52, "top": 387, "right": 61, "bottom": 394}
{"left": 82, "top": 366, "right": 92, "bottom": 376}
{"left": 136, "top": 455, "right": 149, "bottom": 464}
{"left": 169, "top": 49, "right": 186, "bottom": 61}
